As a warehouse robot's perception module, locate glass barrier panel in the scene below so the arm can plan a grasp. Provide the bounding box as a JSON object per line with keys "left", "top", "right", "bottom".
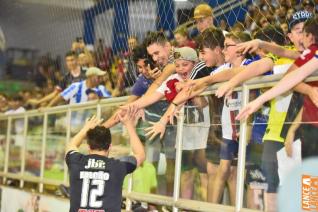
{"left": 44, "top": 112, "right": 67, "bottom": 181}
{"left": 243, "top": 89, "right": 268, "bottom": 211}
{"left": 177, "top": 94, "right": 233, "bottom": 205}
{"left": 70, "top": 107, "right": 97, "bottom": 154}
{"left": 100, "top": 105, "right": 131, "bottom": 193}
{"left": 25, "top": 116, "right": 43, "bottom": 177}
{"left": 0, "top": 119, "right": 7, "bottom": 172}
{"left": 8, "top": 117, "right": 24, "bottom": 174}
{"left": 111, "top": 100, "right": 177, "bottom": 199}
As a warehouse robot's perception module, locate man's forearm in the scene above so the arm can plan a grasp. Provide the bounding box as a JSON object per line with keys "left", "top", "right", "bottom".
{"left": 66, "top": 129, "right": 86, "bottom": 151}
{"left": 259, "top": 40, "right": 300, "bottom": 60}
{"left": 47, "top": 95, "right": 63, "bottom": 107}
{"left": 38, "top": 90, "right": 59, "bottom": 105}
{"left": 144, "top": 63, "right": 175, "bottom": 96}
{"left": 126, "top": 124, "right": 145, "bottom": 166}
{"left": 293, "top": 82, "right": 313, "bottom": 95}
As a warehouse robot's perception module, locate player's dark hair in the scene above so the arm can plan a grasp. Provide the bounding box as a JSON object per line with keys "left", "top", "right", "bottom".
{"left": 197, "top": 27, "right": 225, "bottom": 50}
{"left": 304, "top": 17, "right": 318, "bottom": 44}
{"left": 143, "top": 31, "right": 168, "bottom": 47}
{"left": 86, "top": 126, "right": 111, "bottom": 151}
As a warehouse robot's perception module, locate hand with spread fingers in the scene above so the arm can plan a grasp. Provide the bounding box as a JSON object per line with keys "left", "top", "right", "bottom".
{"left": 236, "top": 98, "right": 263, "bottom": 121}
{"left": 144, "top": 120, "right": 167, "bottom": 141}
{"left": 118, "top": 105, "right": 139, "bottom": 127}
{"left": 236, "top": 39, "right": 261, "bottom": 55}
{"left": 82, "top": 115, "right": 104, "bottom": 133}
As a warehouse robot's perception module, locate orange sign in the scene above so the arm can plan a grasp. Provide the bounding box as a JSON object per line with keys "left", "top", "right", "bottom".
{"left": 302, "top": 175, "right": 318, "bottom": 211}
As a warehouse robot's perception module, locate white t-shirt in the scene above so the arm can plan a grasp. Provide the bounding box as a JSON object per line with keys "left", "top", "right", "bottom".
{"left": 156, "top": 73, "right": 182, "bottom": 95}
{"left": 156, "top": 73, "right": 210, "bottom": 150}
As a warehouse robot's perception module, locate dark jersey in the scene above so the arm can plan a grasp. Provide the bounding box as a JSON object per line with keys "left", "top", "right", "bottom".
{"left": 57, "top": 68, "right": 86, "bottom": 91}
{"left": 65, "top": 151, "right": 137, "bottom": 212}
{"left": 189, "top": 61, "right": 213, "bottom": 80}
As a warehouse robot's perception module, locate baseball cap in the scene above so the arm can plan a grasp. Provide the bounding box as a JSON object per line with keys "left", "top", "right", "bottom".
{"left": 86, "top": 67, "right": 106, "bottom": 77}
{"left": 303, "top": 0, "right": 315, "bottom": 7}
{"left": 173, "top": 47, "right": 198, "bottom": 62}
{"left": 288, "top": 10, "right": 313, "bottom": 31}
{"left": 193, "top": 4, "right": 213, "bottom": 19}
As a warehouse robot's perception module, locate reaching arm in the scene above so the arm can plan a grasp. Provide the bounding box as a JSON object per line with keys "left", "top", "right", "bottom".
{"left": 28, "top": 89, "right": 60, "bottom": 106}
{"left": 287, "top": 64, "right": 318, "bottom": 106}
{"left": 237, "top": 39, "right": 300, "bottom": 60}
{"left": 118, "top": 107, "right": 145, "bottom": 167}
{"left": 216, "top": 58, "right": 274, "bottom": 97}
{"left": 236, "top": 57, "right": 318, "bottom": 121}
{"left": 285, "top": 107, "right": 303, "bottom": 157}
{"left": 46, "top": 94, "right": 64, "bottom": 108}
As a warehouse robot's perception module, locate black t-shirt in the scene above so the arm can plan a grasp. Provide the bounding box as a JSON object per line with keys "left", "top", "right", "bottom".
{"left": 189, "top": 61, "right": 213, "bottom": 80}
{"left": 65, "top": 151, "right": 137, "bottom": 212}
{"left": 57, "top": 68, "right": 86, "bottom": 91}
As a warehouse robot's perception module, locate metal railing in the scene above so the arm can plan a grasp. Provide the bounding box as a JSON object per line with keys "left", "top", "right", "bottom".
{"left": 1, "top": 72, "right": 317, "bottom": 212}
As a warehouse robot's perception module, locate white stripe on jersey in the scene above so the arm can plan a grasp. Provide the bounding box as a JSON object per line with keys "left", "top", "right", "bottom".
{"left": 189, "top": 61, "right": 207, "bottom": 79}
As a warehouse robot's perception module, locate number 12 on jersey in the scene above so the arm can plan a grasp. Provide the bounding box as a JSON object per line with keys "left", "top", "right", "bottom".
{"left": 80, "top": 179, "right": 105, "bottom": 208}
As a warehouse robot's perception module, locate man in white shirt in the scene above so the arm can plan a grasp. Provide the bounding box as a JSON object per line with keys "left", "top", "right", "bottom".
{"left": 61, "top": 67, "right": 111, "bottom": 104}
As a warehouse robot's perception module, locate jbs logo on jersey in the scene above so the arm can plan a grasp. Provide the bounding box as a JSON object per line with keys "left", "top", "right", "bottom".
{"left": 84, "top": 159, "right": 106, "bottom": 169}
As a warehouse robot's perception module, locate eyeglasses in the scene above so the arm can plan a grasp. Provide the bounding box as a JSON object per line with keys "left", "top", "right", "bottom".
{"left": 224, "top": 44, "right": 237, "bottom": 50}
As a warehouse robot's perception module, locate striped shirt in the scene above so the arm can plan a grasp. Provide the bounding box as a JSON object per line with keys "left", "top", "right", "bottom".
{"left": 61, "top": 81, "right": 111, "bottom": 104}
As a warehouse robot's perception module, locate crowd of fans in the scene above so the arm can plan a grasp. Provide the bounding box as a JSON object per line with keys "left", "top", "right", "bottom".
{"left": 1, "top": 0, "right": 318, "bottom": 211}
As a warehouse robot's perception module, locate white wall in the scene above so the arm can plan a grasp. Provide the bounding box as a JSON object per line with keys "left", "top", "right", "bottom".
{"left": 0, "top": 0, "right": 84, "bottom": 57}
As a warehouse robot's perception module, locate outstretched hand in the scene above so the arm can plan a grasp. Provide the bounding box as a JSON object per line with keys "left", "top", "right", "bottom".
{"left": 82, "top": 115, "right": 104, "bottom": 132}
{"left": 236, "top": 39, "right": 261, "bottom": 55}
{"left": 215, "top": 82, "right": 234, "bottom": 98}
{"left": 144, "top": 121, "right": 166, "bottom": 141}
{"left": 118, "top": 105, "right": 139, "bottom": 127}
{"left": 235, "top": 99, "right": 263, "bottom": 121}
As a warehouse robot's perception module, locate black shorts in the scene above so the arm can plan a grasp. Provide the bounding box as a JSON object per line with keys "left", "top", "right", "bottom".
{"left": 261, "top": 140, "right": 284, "bottom": 193}
{"left": 181, "top": 149, "right": 207, "bottom": 173}
{"left": 301, "top": 124, "right": 318, "bottom": 159}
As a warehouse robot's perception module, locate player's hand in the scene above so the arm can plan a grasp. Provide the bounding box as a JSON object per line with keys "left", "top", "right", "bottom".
{"left": 215, "top": 82, "right": 234, "bottom": 98}
{"left": 236, "top": 98, "right": 263, "bottom": 121}
{"left": 135, "top": 108, "right": 145, "bottom": 126}
{"left": 118, "top": 105, "right": 138, "bottom": 127}
{"left": 308, "top": 86, "right": 318, "bottom": 107}
{"left": 144, "top": 120, "right": 166, "bottom": 140}
{"left": 236, "top": 39, "right": 261, "bottom": 55}
{"left": 83, "top": 115, "right": 104, "bottom": 132}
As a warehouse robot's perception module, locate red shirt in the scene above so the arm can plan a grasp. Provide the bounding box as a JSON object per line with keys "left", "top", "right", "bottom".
{"left": 294, "top": 44, "right": 318, "bottom": 127}
{"left": 302, "top": 81, "right": 318, "bottom": 127}
{"left": 294, "top": 44, "right": 318, "bottom": 67}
